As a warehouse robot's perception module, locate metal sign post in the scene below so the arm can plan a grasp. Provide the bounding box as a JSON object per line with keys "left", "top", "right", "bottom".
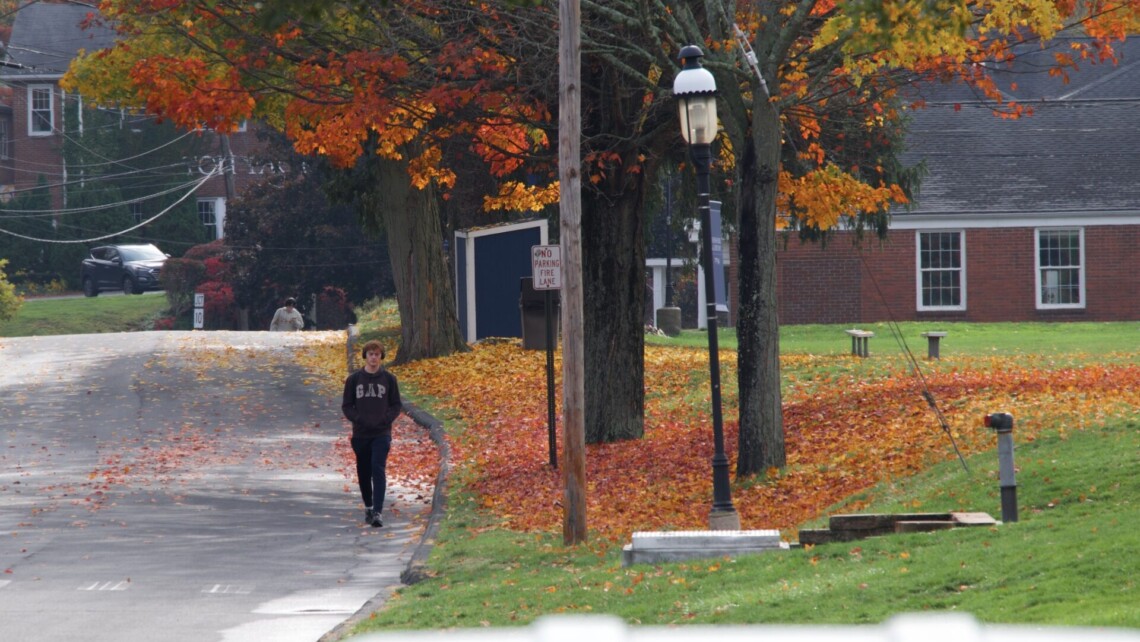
{"left": 532, "top": 245, "right": 562, "bottom": 468}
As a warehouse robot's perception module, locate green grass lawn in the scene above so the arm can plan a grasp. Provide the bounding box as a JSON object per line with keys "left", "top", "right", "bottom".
{"left": 0, "top": 293, "right": 169, "bottom": 337}
{"left": 361, "top": 413, "right": 1140, "bottom": 632}
{"left": 649, "top": 320, "right": 1140, "bottom": 357}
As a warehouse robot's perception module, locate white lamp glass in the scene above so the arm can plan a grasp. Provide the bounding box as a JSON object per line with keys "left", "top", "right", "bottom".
{"left": 672, "top": 47, "right": 718, "bottom": 145}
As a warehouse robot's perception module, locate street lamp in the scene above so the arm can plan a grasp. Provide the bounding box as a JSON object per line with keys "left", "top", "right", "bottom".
{"left": 673, "top": 45, "right": 739, "bottom": 530}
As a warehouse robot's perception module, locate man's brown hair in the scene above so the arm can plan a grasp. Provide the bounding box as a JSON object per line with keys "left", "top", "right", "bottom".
{"left": 361, "top": 340, "right": 385, "bottom": 360}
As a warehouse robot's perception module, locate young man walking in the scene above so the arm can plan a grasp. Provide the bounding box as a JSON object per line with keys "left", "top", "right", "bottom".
{"left": 341, "top": 340, "right": 402, "bottom": 527}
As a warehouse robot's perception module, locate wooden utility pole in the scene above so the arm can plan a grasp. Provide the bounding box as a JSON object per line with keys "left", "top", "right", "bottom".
{"left": 559, "top": 0, "right": 586, "bottom": 545}
{"left": 220, "top": 132, "right": 251, "bottom": 330}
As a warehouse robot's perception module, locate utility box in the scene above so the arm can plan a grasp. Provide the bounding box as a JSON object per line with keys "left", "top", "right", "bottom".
{"left": 454, "top": 219, "right": 548, "bottom": 342}
{"left": 520, "top": 277, "right": 560, "bottom": 350}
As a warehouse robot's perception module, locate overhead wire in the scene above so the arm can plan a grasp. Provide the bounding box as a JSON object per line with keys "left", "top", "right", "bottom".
{"left": 0, "top": 167, "right": 219, "bottom": 244}
{"left": 54, "top": 122, "right": 203, "bottom": 171}
{"left": 856, "top": 250, "right": 970, "bottom": 473}
{"left": 0, "top": 172, "right": 214, "bottom": 217}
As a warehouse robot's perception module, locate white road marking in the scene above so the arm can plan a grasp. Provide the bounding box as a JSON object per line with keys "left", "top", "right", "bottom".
{"left": 203, "top": 584, "right": 254, "bottom": 595}
{"left": 79, "top": 580, "right": 130, "bottom": 591}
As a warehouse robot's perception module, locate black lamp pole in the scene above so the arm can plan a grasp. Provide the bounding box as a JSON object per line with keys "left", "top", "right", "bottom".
{"left": 674, "top": 45, "right": 737, "bottom": 525}
{"left": 691, "top": 141, "right": 735, "bottom": 516}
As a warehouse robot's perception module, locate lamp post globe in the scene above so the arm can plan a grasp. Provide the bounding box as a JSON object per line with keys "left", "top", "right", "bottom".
{"left": 673, "top": 45, "right": 719, "bottom": 146}
{"left": 672, "top": 45, "right": 739, "bottom": 530}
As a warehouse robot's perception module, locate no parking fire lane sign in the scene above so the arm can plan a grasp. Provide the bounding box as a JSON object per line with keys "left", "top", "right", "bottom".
{"left": 531, "top": 245, "right": 562, "bottom": 290}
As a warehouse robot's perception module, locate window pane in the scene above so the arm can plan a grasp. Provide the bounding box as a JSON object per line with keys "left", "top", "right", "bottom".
{"left": 1040, "top": 230, "right": 1079, "bottom": 267}
{"left": 30, "top": 87, "right": 52, "bottom": 133}
{"left": 198, "top": 200, "right": 217, "bottom": 240}
{"left": 198, "top": 201, "right": 215, "bottom": 225}
{"left": 919, "top": 232, "right": 963, "bottom": 309}
{"left": 1038, "top": 230, "right": 1082, "bottom": 306}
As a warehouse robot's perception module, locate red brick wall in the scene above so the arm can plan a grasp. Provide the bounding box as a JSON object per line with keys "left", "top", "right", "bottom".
{"left": 189, "top": 129, "right": 275, "bottom": 200}
{"left": 1084, "top": 225, "right": 1140, "bottom": 320}
{"left": 8, "top": 84, "right": 65, "bottom": 209}
{"left": 758, "top": 225, "right": 1140, "bottom": 324}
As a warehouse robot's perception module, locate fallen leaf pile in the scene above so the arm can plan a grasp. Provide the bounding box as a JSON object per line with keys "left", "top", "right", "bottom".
{"left": 382, "top": 341, "right": 1140, "bottom": 541}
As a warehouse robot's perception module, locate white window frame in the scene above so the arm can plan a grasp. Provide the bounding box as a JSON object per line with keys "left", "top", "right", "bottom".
{"left": 28, "top": 84, "right": 54, "bottom": 136}
{"left": 915, "top": 230, "right": 966, "bottom": 311}
{"left": 198, "top": 198, "right": 218, "bottom": 240}
{"left": 197, "top": 197, "right": 227, "bottom": 240}
{"left": 1035, "top": 227, "right": 1085, "bottom": 310}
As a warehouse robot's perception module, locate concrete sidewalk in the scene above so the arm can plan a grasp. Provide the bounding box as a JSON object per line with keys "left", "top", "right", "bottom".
{"left": 0, "top": 330, "right": 445, "bottom": 642}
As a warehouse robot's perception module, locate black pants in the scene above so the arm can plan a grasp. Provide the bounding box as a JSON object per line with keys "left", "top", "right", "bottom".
{"left": 351, "top": 435, "right": 392, "bottom": 511}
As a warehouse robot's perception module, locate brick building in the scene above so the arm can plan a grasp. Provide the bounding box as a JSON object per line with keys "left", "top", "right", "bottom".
{"left": 0, "top": 2, "right": 266, "bottom": 240}
{"left": 774, "top": 38, "right": 1140, "bottom": 325}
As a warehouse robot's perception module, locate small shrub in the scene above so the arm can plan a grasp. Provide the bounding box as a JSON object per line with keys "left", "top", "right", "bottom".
{"left": 316, "top": 286, "right": 351, "bottom": 329}
{"left": 197, "top": 280, "right": 239, "bottom": 330}
{"left": 0, "top": 259, "right": 23, "bottom": 321}
{"left": 162, "top": 258, "right": 207, "bottom": 316}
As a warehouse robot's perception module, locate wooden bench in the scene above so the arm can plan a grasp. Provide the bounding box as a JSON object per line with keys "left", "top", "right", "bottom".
{"left": 921, "top": 331, "right": 948, "bottom": 359}
{"left": 845, "top": 329, "right": 874, "bottom": 357}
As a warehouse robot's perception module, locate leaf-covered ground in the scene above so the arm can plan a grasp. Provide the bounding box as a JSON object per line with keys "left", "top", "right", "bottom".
{"left": 298, "top": 335, "right": 1140, "bottom": 542}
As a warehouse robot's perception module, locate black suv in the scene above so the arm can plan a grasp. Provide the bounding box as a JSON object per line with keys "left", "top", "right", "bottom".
{"left": 81, "top": 244, "right": 168, "bottom": 296}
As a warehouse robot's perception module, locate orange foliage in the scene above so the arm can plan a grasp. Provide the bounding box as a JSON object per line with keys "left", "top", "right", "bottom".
{"left": 395, "top": 342, "right": 1140, "bottom": 541}
{"left": 70, "top": 0, "right": 557, "bottom": 211}
{"left": 777, "top": 165, "right": 908, "bottom": 229}
{"left": 128, "top": 56, "right": 254, "bottom": 133}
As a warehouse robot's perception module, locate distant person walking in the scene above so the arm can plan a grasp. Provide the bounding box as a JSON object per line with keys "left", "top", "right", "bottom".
{"left": 269, "top": 297, "right": 304, "bottom": 331}
{"left": 341, "top": 340, "right": 402, "bottom": 527}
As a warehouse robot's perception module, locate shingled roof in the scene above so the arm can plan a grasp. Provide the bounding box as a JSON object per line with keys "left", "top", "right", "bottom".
{"left": 896, "top": 38, "right": 1140, "bottom": 217}
{"left": 1, "top": 2, "right": 116, "bottom": 81}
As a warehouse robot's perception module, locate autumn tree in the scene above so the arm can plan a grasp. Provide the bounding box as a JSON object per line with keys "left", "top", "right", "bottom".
{"left": 62, "top": 0, "right": 660, "bottom": 441}
{"left": 650, "top": 0, "right": 1140, "bottom": 477}
{"left": 64, "top": 1, "right": 558, "bottom": 362}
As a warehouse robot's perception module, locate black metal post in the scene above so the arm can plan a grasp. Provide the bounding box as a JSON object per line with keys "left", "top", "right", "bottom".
{"left": 987, "top": 412, "right": 1018, "bottom": 522}
{"left": 545, "top": 289, "right": 557, "bottom": 468}
{"left": 664, "top": 174, "right": 675, "bottom": 307}
{"left": 690, "top": 141, "right": 736, "bottom": 517}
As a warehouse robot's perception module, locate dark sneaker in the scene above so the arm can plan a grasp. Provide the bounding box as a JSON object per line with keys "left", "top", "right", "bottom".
{"left": 363, "top": 508, "right": 375, "bottom": 525}
{"left": 370, "top": 511, "right": 382, "bottom": 528}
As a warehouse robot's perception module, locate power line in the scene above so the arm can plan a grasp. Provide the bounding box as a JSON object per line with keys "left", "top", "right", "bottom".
{"left": 857, "top": 251, "right": 970, "bottom": 474}
{"left": 56, "top": 125, "right": 201, "bottom": 171}
{"left": 0, "top": 167, "right": 218, "bottom": 243}
{"left": 0, "top": 174, "right": 214, "bottom": 217}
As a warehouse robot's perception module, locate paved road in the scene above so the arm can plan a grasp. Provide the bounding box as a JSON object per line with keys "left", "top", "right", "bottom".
{"left": 0, "top": 331, "right": 429, "bottom": 642}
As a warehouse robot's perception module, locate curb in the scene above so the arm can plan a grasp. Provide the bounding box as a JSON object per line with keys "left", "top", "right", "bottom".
{"left": 398, "top": 402, "right": 451, "bottom": 584}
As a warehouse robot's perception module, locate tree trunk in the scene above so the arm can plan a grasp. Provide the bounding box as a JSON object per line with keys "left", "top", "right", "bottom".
{"left": 735, "top": 98, "right": 786, "bottom": 476}
{"left": 372, "top": 158, "right": 468, "bottom": 364}
{"left": 581, "top": 184, "right": 646, "bottom": 443}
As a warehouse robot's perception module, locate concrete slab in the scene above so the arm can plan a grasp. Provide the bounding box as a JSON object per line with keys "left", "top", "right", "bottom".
{"left": 621, "top": 529, "right": 788, "bottom": 566}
